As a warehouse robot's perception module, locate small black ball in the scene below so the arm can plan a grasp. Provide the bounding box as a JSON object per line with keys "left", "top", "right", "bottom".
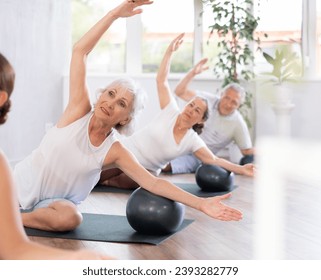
{"left": 126, "top": 187, "right": 185, "bottom": 235}
{"left": 239, "top": 155, "right": 254, "bottom": 165}
{"left": 195, "top": 164, "right": 234, "bottom": 192}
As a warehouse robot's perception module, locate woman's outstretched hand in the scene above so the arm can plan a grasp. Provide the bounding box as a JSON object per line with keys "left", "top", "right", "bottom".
{"left": 241, "top": 163, "right": 255, "bottom": 177}
{"left": 112, "top": 0, "right": 154, "bottom": 18}
{"left": 200, "top": 193, "right": 243, "bottom": 221}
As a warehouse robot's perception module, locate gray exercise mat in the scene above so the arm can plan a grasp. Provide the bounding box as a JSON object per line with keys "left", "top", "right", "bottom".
{"left": 93, "top": 183, "right": 237, "bottom": 197}
{"left": 23, "top": 213, "right": 194, "bottom": 245}
{"left": 93, "top": 184, "right": 133, "bottom": 193}
{"left": 175, "top": 183, "right": 238, "bottom": 197}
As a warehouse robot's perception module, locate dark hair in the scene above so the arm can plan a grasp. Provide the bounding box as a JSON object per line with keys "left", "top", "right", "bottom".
{"left": 0, "top": 53, "right": 15, "bottom": 124}
{"left": 192, "top": 97, "right": 209, "bottom": 135}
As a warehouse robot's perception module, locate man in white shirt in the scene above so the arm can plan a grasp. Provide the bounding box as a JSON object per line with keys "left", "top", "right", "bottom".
{"left": 163, "top": 58, "right": 255, "bottom": 174}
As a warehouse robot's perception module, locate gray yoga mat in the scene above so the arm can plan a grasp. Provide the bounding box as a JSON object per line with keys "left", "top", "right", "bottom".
{"left": 93, "top": 184, "right": 133, "bottom": 194}
{"left": 93, "top": 183, "right": 237, "bottom": 197}
{"left": 24, "top": 213, "right": 194, "bottom": 245}
{"left": 175, "top": 183, "right": 238, "bottom": 197}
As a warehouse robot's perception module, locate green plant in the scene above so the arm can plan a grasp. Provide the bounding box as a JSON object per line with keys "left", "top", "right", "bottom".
{"left": 203, "top": 0, "right": 265, "bottom": 128}
{"left": 204, "top": 0, "right": 263, "bottom": 85}
{"left": 262, "top": 47, "right": 302, "bottom": 85}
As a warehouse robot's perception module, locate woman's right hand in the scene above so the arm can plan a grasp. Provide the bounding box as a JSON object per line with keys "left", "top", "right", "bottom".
{"left": 111, "top": 0, "right": 154, "bottom": 19}
{"left": 167, "top": 33, "right": 185, "bottom": 54}
{"left": 193, "top": 58, "right": 209, "bottom": 75}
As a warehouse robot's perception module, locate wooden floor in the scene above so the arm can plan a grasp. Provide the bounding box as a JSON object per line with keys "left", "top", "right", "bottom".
{"left": 28, "top": 173, "right": 321, "bottom": 260}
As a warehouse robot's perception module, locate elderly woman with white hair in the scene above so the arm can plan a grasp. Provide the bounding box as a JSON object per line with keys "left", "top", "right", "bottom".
{"left": 14, "top": 0, "right": 242, "bottom": 233}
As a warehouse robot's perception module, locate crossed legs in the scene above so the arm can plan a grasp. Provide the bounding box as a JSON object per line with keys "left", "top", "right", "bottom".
{"left": 22, "top": 199, "right": 83, "bottom": 232}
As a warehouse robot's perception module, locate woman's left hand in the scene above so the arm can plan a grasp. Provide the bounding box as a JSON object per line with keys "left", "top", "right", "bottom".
{"left": 241, "top": 163, "right": 255, "bottom": 177}
{"left": 199, "top": 193, "right": 243, "bottom": 221}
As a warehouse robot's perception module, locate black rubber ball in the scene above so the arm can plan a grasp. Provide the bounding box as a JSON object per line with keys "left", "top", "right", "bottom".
{"left": 195, "top": 164, "right": 234, "bottom": 192}
{"left": 126, "top": 187, "right": 185, "bottom": 235}
{"left": 239, "top": 154, "right": 254, "bottom": 165}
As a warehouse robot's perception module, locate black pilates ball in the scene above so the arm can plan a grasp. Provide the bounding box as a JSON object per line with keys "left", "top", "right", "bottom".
{"left": 195, "top": 164, "right": 234, "bottom": 192}
{"left": 126, "top": 187, "right": 185, "bottom": 235}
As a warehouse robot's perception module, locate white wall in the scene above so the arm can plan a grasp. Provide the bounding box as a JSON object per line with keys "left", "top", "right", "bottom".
{"left": 255, "top": 80, "right": 321, "bottom": 142}
{"left": 0, "top": 0, "right": 71, "bottom": 164}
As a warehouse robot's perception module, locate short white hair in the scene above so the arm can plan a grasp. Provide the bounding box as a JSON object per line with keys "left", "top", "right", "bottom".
{"left": 97, "top": 77, "right": 147, "bottom": 136}
{"left": 220, "top": 83, "right": 246, "bottom": 104}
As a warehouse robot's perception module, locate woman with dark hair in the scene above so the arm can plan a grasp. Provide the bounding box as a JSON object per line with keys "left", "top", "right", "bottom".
{"left": 99, "top": 33, "right": 254, "bottom": 190}
{"left": 0, "top": 52, "right": 112, "bottom": 259}
{"left": 0, "top": 54, "right": 14, "bottom": 124}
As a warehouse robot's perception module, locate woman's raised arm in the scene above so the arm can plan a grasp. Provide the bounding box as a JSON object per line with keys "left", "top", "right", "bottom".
{"left": 59, "top": 0, "right": 153, "bottom": 126}
{"left": 156, "top": 33, "right": 184, "bottom": 109}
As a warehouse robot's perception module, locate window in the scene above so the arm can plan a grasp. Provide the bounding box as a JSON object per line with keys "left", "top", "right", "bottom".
{"left": 253, "top": 0, "right": 302, "bottom": 75}
{"left": 72, "top": 0, "right": 321, "bottom": 78}
{"left": 201, "top": 4, "right": 220, "bottom": 75}
{"left": 72, "top": 0, "right": 126, "bottom": 73}
{"left": 141, "top": 0, "right": 194, "bottom": 73}
{"left": 317, "top": 1, "right": 321, "bottom": 76}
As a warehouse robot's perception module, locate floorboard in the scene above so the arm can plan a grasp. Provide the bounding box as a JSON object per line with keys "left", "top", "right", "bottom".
{"left": 27, "top": 173, "right": 321, "bottom": 260}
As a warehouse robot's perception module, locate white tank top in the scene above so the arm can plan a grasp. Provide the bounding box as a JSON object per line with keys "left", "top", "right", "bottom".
{"left": 14, "top": 112, "right": 118, "bottom": 209}
{"left": 121, "top": 100, "right": 206, "bottom": 175}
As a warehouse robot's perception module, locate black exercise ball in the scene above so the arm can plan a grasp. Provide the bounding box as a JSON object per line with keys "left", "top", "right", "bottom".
{"left": 239, "top": 154, "right": 254, "bottom": 165}
{"left": 195, "top": 164, "right": 234, "bottom": 192}
{"left": 126, "top": 187, "right": 185, "bottom": 235}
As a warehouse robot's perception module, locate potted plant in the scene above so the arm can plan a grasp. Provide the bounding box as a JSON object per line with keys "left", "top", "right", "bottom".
{"left": 261, "top": 46, "right": 302, "bottom": 136}
{"left": 261, "top": 47, "right": 302, "bottom": 105}
{"left": 203, "top": 0, "right": 266, "bottom": 129}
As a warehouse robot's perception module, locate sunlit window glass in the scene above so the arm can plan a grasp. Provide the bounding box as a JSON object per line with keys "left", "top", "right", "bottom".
{"left": 72, "top": 0, "right": 126, "bottom": 73}
{"left": 202, "top": 3, "right": 221, "bottom": 75}
{"left": 316, "top": 1, "right": 321, "bottom": 76}
{"left": 141, "top": 0, "right": 194, "bottom": 73}
{"left": 253, "top": 0, "right": 302, "bottom": 75}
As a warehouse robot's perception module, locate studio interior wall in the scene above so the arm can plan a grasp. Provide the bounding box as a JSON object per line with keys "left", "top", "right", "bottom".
{"left": 0, "top": 0, "right": 71, "bottom": 164}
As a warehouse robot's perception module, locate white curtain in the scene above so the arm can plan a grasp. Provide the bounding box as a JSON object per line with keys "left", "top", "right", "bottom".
{"left": 0, "top": 0, "right": 71, "bottom": 164}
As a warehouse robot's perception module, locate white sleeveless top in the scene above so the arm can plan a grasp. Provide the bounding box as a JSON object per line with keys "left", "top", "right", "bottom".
{"left": 14, "top": 112, "right": 118, "bottom": 209}
{"left": 121, "top": 100, "right": 206, "bottom": 176}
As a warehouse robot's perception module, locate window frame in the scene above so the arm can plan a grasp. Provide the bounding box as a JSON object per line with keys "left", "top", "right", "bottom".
{"left": 302, "top": 0, "right": 317, "bottom": 79}
{"left": 100, "top": 0, "right": 319, "bottom": 79}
